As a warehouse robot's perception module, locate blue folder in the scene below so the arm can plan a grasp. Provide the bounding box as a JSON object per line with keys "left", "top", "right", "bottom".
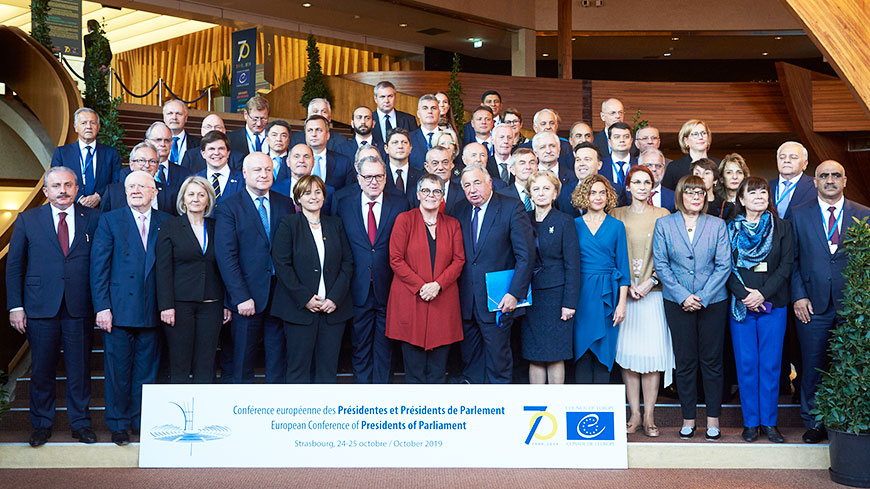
{"left": 485, "top": 269, "right": 532, "bottom": 313}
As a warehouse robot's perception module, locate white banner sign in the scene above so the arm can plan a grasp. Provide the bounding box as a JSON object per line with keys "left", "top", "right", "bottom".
{"left": 139, "top": 384, "right": 627, "bottom": 468}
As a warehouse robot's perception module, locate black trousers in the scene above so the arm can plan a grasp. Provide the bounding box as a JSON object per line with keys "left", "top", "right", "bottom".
{"left": 285, "top": 313, "right": 345, "bottom": 383}
{"left": 163, "top": 301, "right": 223, "bottom": 384}
{"left": 664, "top": 299, "right": 727, "bottom": 419}
{"left": 402, "top": 343, "right": 450, "bottom": 384}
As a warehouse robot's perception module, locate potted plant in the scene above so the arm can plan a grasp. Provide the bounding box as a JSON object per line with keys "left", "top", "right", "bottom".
{"left": 813, "top": 216, "right": 870, "bottom": 488}
{"left": 213, "top": 64, "right": 232, "bottom": 113}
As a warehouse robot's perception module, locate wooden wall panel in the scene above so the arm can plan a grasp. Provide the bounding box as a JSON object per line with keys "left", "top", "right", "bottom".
{"left": 811, "top": 73, "right": 870, "bottom": 132}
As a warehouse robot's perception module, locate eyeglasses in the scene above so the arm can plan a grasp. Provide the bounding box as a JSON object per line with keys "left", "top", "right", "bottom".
{"left": 248, "top": 116, "right": 269, "bottom": 123}
{"left": 503, "top": 119, "right": 520, "bottom": 126}
{"left": 689, "top": 131, "right": 708, "bottom": 138}
{"left": 359, "top": 174, "right": 385, "bottom": 183}
{"left": 817, "top": 172, "right": 844, "bottom": 180}
{"left": 130, "top": 158, "right": 158, "bottom": 165}
{"left": 636, "top": 136, "right": 660, "bottom": 143}
{"left": 125, "top": 183, "right": 155, "bottom": 191}
{"left": 419, "top": 188, "right": 444, "bottom": 197}
{"left": 684, "top": 189, "right": 706, "bottom": 197}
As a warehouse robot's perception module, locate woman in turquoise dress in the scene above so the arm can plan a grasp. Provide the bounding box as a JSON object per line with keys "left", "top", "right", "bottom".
{"left": 571, "top": 174, "right": 630, "bottom": 383}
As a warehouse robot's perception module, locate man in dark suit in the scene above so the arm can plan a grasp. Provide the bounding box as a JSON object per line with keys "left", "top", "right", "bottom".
{"left": 532, "top": 131, "right": 575, "bottom": 189}
{"left": 408, "top": 94, "right": 440, "bottom": 170}
{"left": 162, "top": 100, "right": 200, "bottom": 165}
{"left": 335, "top": 153, "right": 408, "bottom": 383}
{"left": 495, "top": 148, "right": 537, "bottom": 210}
{"left": 384, "top": 128, "right": 423, "bottom": 207}
{"left": 305, "top": 115, "right": 356, "bottom": 191}
{"left": 101, "top": 142, "right": 178, "bottom": 214}
{"left": 771, "top": 141, "right": 816, "bottom": 220}
{"left": 593, "top": 98, "right": 638, "bottom": 159}
{"left": 50, "top": 107, "right": 121, "bottom": 208}
{"left": 640, "top": 148, "right": 675, "bottom": 212}
{"left": 373, "top": 81, "right": 417, "bottom": 143}
{"left": 227, "top": 95, "right": 270, "bottom": 157}
{"left": 180, "top": 114, "right": 244, "bottom": 173}
{"left": 600, "top": 122, "right": 638, "bottom": 187}
{"left": 462, "top": 142, "right": 504, "bottom": 190}
{"left": 90, "top": 170, "right": 172, "bottom": 445}
{"left": 215, "top": 152, "right": 294, "bottom": 384}
{"left": 7, "top": 167, "right": 101, "bottom": 447}
{"left": 424, "top": 146, "right": 466, "bottom": 215}
{"left": 569, "top": 121, "right": 594, "bottom": 149}
{"left": 488, "top": 125, "right": 515, "bottom": 186}
{"left": 464, "top": 105, "right": 495, "bottom": 157}
{"left": 517, "top": 109, "right": 574, "bottom": 169}
{"left": 339, "top": 106, "right": 385, "bottom": 161}
{"left": 636, "top": 125, "right": 671, "bottom": 164}
{"left": 790, "top": 160, "right": 870, "bottom": 444}
{"left": 196, "top": 131, "right": 244, "bottom": 206}
{"left": 266, "top": 120, "right": 292, "bottom": 182}
{"left": 462, "top": 90, "right": 503, "bottom": 145}
{"left": 273, "top": 143, "right": 336, "bottom": 213}
{"left": 452, "top": 165, "right": 534, "bottom": 383}
{"left": 558, "top": 142, "right": 628, "bottom": 217}
{"left": 146, "top": 121, "right": 192, "bottom": 188}
{"left": 288, "top": 98, "right": 347, "bottom": 152}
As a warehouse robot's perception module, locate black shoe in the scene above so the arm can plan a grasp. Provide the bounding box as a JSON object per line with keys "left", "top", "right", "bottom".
{"left": 741, "top": 426, "right": 759, "bottom": 442}
{"left": 111, "top": 430, "right": 130, "bottom": 446}
{"left": 802, "top": 426, "right": 827, "bottom": 444}
{"left": 705, "top": 426, "right": 721, "bottom": 441}
{"left": 71, "top": 427, "right": 97, "bottom": 444}
{"left": 679, "top": 426, "right": 696, "bottom": 440}
{"left": 761, "top": 425, "right": 784, "bottom": 443}
{"left": 29, "top": 428, "right": 52, "bottom": 447}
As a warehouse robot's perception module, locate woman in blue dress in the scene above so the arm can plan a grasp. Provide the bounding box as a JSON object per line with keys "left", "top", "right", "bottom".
{"left": 571, "top": 174, "right": 630, "bottom": 383}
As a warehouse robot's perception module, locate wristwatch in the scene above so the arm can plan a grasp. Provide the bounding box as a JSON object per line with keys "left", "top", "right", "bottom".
{"left": 650, "top": 276, "right": 660, "bottom": 286}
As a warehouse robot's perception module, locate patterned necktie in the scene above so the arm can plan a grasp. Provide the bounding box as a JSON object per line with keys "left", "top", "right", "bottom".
{"left": 777, "top": 180, "right": 792, "bottom": 217}
{"left": 367, "top": 201, "right": 377, "bottom": 245}
{"left": 138, "top": 214, "right": 148, "bottom": 251}
{"left": 170, "top": 136, "right": 180, "bottom": 163}
{"left": 616, "top": 162, "right": 626, "bottom": 186}
{"left": 384, "top": 114, "right": 393, "bottom": 140}
{"left": 828, "top": 206, "right": 840, "bottom": 245}
{"left": 157, "top": 165, "right": 167, "bottom": 184}
{"left": 426, "top": 132, "right": 434, "bottom": 149}
{"left": 395, "top": 169, "right": 404, "bottom": 194}
{"left": 257, "top": 196, "right": 270, "bottom": 242}
{"left": 471, "top": 206, "right": 481, "bottom": 252}
{"left": 57, "top": 211, "right": 69, "bottom": 256}
{"left": 499, "top": 163, "right": 509, "bottom": 182}
{"left": 313, "top": 155, "right": 323, "bottom": 178}
{"left": 648, "top": 189, "right": 657, "bottom": 206}
{"left": 523, "top": 192, "right": 533, "bottom": 212}
{"left": 211, "top": 173, "right": 222, "bottom": 198}
{"left": 360, "top": 140, "right": 368, "bottom": 146}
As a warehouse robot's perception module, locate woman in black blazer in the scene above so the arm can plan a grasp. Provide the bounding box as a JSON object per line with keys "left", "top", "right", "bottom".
{"left": 271, "top": 175, "right": 353, "bottom": 383}
{"left": 157, "top": 176, "right": 229, "bottom": 383}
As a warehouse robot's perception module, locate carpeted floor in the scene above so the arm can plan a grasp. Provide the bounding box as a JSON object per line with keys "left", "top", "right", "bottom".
{"left": 0, "top": 468, "right": 844, "bottom": 488}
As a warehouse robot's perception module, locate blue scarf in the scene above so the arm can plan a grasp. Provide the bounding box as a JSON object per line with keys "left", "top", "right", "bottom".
{"left": 727, "top": 212, "right": 774, "bottom": 321}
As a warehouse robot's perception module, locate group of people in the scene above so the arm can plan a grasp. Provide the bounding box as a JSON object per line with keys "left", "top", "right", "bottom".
{"left": 7, "top": 83, "right": 867, "bottom": 451}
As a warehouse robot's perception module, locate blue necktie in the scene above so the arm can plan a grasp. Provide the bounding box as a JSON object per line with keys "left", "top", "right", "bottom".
{"left": 777, "top": 181, "right": 792, "bottom": 217}
{"left": 616, "top": 161, "right": 626, "bottom": 186}
{"left": 257, "top": 196, "right": 270, "bottom": 242}
{"left": 170, "top": 136, "right": 180, "bottom": 163}
{"left": 83, "top": 146, "right": 95, "bottom": 196}
{"left": 157, "top": 165, "right": 167, "bottom": 184}
{"left": 313, "top": 155, "right": 323, "bottom": 178}
{"left": 426, "top": 132, "right": 434, "bottom": 149}
{"left": 254, "top": 135, "right": 263, "bottom": 153}
{"left": 523, "top": 192, "right": 533, "bottom": 212}
{"left": 471, "top": 206, "right": 481, "bottom": 252}
{"left": 272, "top": 157, "right": 281, "bottom": 180}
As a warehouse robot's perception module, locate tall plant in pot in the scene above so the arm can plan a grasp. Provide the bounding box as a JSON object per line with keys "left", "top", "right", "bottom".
{"left": 813, "top": 216, "right": 870, "bottom": 488}
{"left": 213, "top": 64, "right": 232, "bottom": 113}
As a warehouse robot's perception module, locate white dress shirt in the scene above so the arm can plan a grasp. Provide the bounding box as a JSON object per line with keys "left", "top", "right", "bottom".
{"left": 207, "top": 164, "right": 231, "bottom": 196}
{"left": 361, "top": 192, "right": 384, "bottom": 236}
{"left": 389, "top": 162, "right": 410, "bottom": 190}
{"left": 313, "top": 149, "right": 328, "bottom": 183}
{"left": 650, "top": 184, "right": 663, "bottom": 208}
{"left": 377, "top": 109, "right": 397, "bottom": 142}
{"left": 818, "top": 196, "right": 844, "bottom": 254}
{"left": 471, "top": 194, "right": 492, "bottom": 243}
{"left": 77, "top": 140, "right": 97, "bottom": 189}
{"left": 130, "top": 207, "right": 152, "bottom": 246}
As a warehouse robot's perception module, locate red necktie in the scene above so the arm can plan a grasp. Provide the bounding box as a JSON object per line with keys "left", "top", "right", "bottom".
{"left": 648, "top": 190, "right": 657, "bottom": 206}
{"left": 367, "top": 201, "right": 377, "bottom": 245}
{"left": 828, "top": 206, "right": 840, "bottom": 245}
{"left": 57, "top": 211, "right": 69, "bottom": 256}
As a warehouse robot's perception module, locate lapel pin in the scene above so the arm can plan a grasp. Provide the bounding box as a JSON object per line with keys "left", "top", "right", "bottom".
{"left": 549, "top": 226, "right": 554, "bottom": 234}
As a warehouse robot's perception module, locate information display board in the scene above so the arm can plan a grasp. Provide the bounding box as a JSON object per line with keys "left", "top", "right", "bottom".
{"left": 46, "top": 0, "right": 82, "bottom": 56}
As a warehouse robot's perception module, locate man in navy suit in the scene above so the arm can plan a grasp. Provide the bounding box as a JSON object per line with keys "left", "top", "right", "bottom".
{"left": 305, "top": 115, "right": 355, "bottom": 191}
{"left": 462, "top": 142, "right": 504, "bottom": 190}
{"left": 600, "top": 122, "right": 638, "bottom": 187}
{"left": 227, "top": 95, "right": 270, "bottom": 157}
{"left": 790, "top": 160, "right": 870, "bottom": 443}
{"left": 569, "top": 121, "right": 594, "bottom": 149}
{"left": 50, "top": 107, "right": 121, "bottom": 208}
{"left": 90, "top": 170, "right": 171, "bottom": 445}
{"left": 464, "top": 105, "right": 495, "bottom": 156}
{"left": 266, "top": 120, "right": 292, "bottom": 182}
{"left": 339, "top": 106, "right": 385, "bottom": 161}
{"left": 636, "top": 125, "right": 671, "bottom": 164}
{"left": 180, "top": 114, "right": 244, "bottom": 173}
{"left": 424, "top": 146, "right": 466, "bottom": 215}
{"left": 162, "top": 100, "right": 200, "bottom": 165}
{"left": 289, "top": 98, "right": 347, "bottom": 152}
{"left": 146, "top": 122, "right": 191, "bottom": 188}
{"left": 384, "top": 128, "right": 423, "bottom": 207}
{"left": 593, "top": 98, "right": 638, "bottom": 158}
{"left": 196, "top": 131, "right": 244, "bottom": 206}
{"left": 101, "top": 142, "right": 178, "bottom": 214}
{"left": 463, "top": 90, "right": 503, "bottom": 145}
{"left": 533, "top": 131, "right": 575, "bottom": 189}
{"left": 496, "top": 148, "right": 537, "bottom": 210}
{"left": 373, "top": 81, "right": 417, "bottom": 143}
{"left": 452, "top": 165, "right": 534, "bottom": 383}
{"left": 488, "top": 125, "right": 515, "bottom": 186}
{"left": 517, "top": 109, "right": 574, "bottom": 169}
{"left": 557, "top": 142, "right": 628, "bottom": 217}
{"left": 408, "top": 94, "right": 440, "bottom": 170}
{"left": 215, "top": 152, "right": 294, "bottom": 384}
{"left": 771, "top": 141, "right": 816, "bottom": 220}
{"left": 640, "top": 148, "right": 675, "bottom": 212}
{"left": 335, "top": 153, "right": 408, "bottom": 383}
{"left": 273, "top": 143, "right": 336, "bottom": 213}
{"left": 7, "top": 167, "right": 101, "bottom": 447}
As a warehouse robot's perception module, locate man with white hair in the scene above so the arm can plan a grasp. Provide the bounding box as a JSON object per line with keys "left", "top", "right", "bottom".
{"left": 408, "top": 94, "right": 440, "bottom": 170}
{"left": 518, "top": 108, "right": 574, "bottom": 168}
{"left": 101, "top": 141, "right": 178, "bottom": 214}
{"left": 145, "top": 121, "right": 191, "bottom": 187}
{"left": 289, "top": 97, "right": 348, "bottom": 152}
{"left": 532, "top": 131, "right": 574, "bottom": 188}
{"left": 769, "top": 141, "right": 816, "bottom": 219}
{"left": 162, "top": 100, "right": 200, "bottom": 164}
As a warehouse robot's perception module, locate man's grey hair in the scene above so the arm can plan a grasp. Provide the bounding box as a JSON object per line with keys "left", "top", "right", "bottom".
{"left": 43, "top": 166, "right": 77, "bottom": 186}
{"left": 532, "top": 108, "right": 560, "bottom": 128}
{"left": 417, "top": 94, "right": 437, "bottom": 110}
{"left": 460, "top": 164, "right": 492, "bottom": 182}
{"left": 639, "top": 148, "right": 666, "bottom": 165}
{"left": 73, "top": 107, "right": 99, "bottom": 125}
{"left": 531, "top": 130, "right": 559, "bottom": 149}
{"left": 307, "top": 98, "right": 332, "bottom": 114}
{"left": 130, "top": 141, "right": 158, "bottom": 159}
{"left": 776, "top": 141, "right": 808, "bottom": 161}
{"left": 145, "top": 121, "right": 170, "bottom": 140}
{"left": 355, "top": 152, "right": 387, "bottom": 173}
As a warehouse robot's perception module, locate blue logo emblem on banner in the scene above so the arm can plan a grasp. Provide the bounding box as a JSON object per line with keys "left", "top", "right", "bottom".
{"left": 566, "top": 412, "right": 614, "bottom": 440}
{"left": 150, "top": 398, "right": 231, "bottom": 445}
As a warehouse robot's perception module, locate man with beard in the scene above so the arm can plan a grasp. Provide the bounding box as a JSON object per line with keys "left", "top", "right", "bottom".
{"left": 339, "top": 105, "right": 385, "bottom": 160}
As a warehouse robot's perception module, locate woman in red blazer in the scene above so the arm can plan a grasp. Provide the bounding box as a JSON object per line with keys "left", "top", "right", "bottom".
{"left": 386, "top": 173, "right": 466, "bottom": 383}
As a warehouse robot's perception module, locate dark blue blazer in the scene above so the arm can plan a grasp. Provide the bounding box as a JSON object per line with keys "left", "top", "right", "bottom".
{"left": 50, "top": 142, "right": 121, "bottom": 199}
{"left": 337, "top": 135, "right": 386, "bottom": 162}
{"left": 289, "top": 130, "right": 348, "bottom": 153}
{"left": 159, "top": 162, "right": 191, "bottom": 187}
{"left": 227, "top": 128, "right": 262, "bottom": 157}
{"left": 593, "top": 129, "right": 639, "bottom": 159}
{"left": 386, "top": 165, "right": 423, "bottom": 207}
{"left": 452, "top": 193, "right": 535, "bottom": 322}
{"left": 659, "top": 186, "right": 676, "bottom": 213}
{"left": 443, "top": 181, "right": 467, "bottom": 216}
{"left": 529, "top": 209, "right": 581, "bottom": 308}
{"left": 214, "top": 190, "right": 294, "bottom": 313}
{"left": 408, "top": 128, "right": 438, "bottom": 170}
{"left": 195, "top": 169, "right": 245, "bottom": 206}
{"left": 180, "top": 147, "right": 244, "bottom": 174}
{"left": 600, "top": 154, "right": 639, "bottom": 187}
{"left": 336, "top": 190, "right": 409, "bottom": 307}
{"left": 789, "top": 199, "right": 870, "bottom": 313}
{"left": 518, "top": 138, "right": 575, "bottom": 169}
{"left": 322, "top": 150, "right": 356, "bottom": 191}
{"left": 6, "top": 204, "right": 100, "bottom": 318}
{"left": 374, "top": 110, "right": 418, "bottom": 142}
{"left": 496, "top": 183, "right": 524, "bottom": 204}
{"left": 90, "top": 207, "right": 172, "bottom": 327}
{"left": 100, "top": 181, "right": 179, "bottom": 215}
{"left": 769, "top": 173, "right": 816, "bottom": 220}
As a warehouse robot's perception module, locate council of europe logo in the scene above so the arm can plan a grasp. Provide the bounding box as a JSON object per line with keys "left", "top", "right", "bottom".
{"left": 566, "top": 412, "right": 614, "bottom": 440}
{"left": 149, "top": 398, "right": 231, "bottom": 444}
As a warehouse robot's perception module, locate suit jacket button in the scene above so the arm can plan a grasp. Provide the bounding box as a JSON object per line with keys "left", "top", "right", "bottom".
{"left": 689, "top": 271, "right": 694, "bottom": 275}
{"left": 688, "top": 256, "right": 694, "bottom": 260}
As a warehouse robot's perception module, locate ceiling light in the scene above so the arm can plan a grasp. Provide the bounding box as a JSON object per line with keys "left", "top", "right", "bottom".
{"left": 398, "top": 23, "right": 408, "bottom": 28}
{"left": 473, "top": 39, "right": 483, "bottom": 48}
{"left": 774, "top": 36, "right": 782, "bottom": 40}
{"left": 572, "top": 37, "right": 576, "bottom": 41}
{"left": 467, "top": 37, "right": 475, "bottom": 41}
{"left": 762, "top": 52, "right": 769, "bottom": 56}
{"left": 542, "top": 53, "right": 549, "bottom": 57}
{"left": 671, "top": 37, "right": 679, "bottom": 41}
{"left": 301, "top": 2, "right": 311, "bottom": 7}
{"left": 663, "top": 53, "right": 671, "bottom": 57}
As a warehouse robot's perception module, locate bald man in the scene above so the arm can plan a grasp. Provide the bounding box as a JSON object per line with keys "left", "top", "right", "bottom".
{"left": 788, "top": 160, "right": 870, "bottom": 443}
{"left": 162, "top": 100, "right": 200, "bottom": 164}
{"left": 180, "top": 114, "right": 245, "bottom": 173}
